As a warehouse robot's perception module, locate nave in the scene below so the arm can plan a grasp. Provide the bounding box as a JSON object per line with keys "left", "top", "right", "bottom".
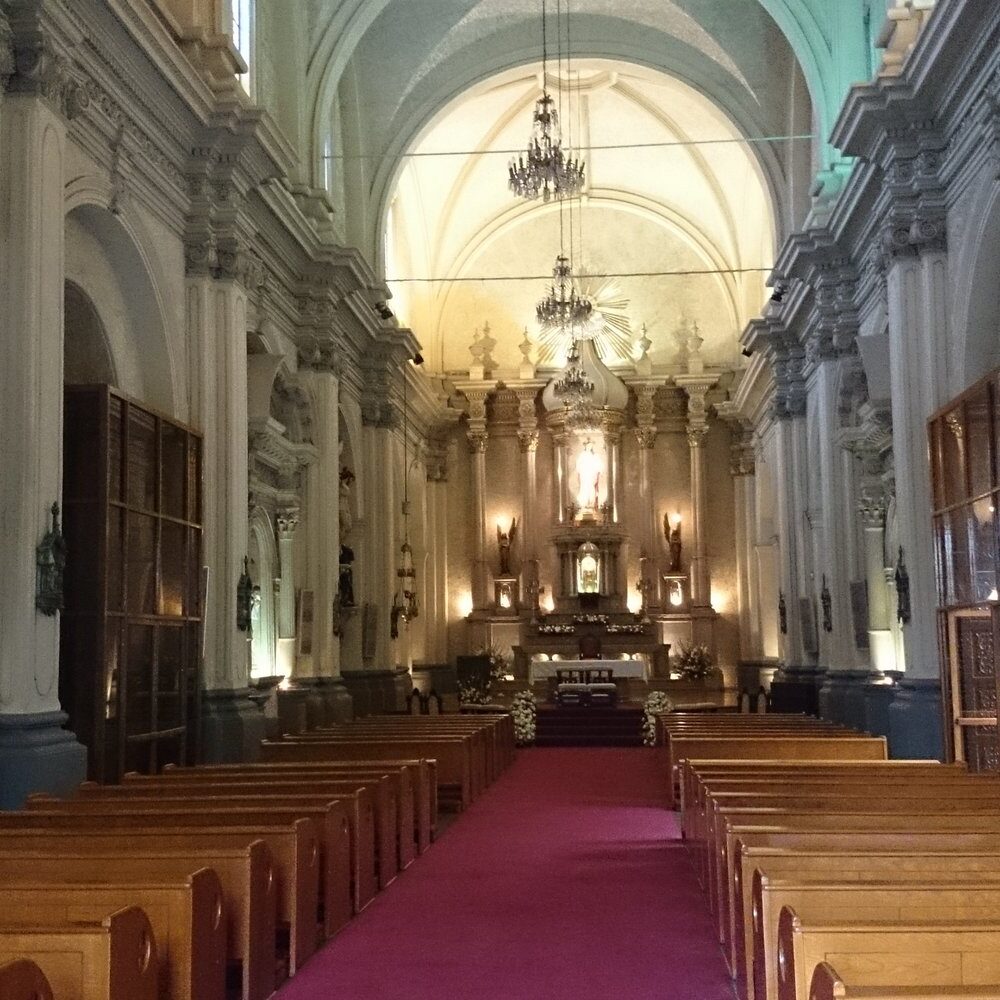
{"left": 276, "top": 749, "right": 735, "bottom": 1000}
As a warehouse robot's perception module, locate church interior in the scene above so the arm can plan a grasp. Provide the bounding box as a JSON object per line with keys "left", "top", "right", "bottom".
{"left": 3, "top": 0, "right": 1000, "bottom": 997}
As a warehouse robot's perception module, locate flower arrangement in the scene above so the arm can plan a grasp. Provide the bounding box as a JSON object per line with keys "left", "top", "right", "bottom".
{"left": 676, "top": 643, "right": 713, "bottom": 680}
{"left": 642, "top": 690, "right": 674, "bottom": 745}
{"left": 607, "top": 623, "right": 646, "bottom": 635}
{"left": 458, "top": 682, "right": 490, "bottom": 706}
{"left": 537, "top": 623, "right": 575, "bottom": 635}
{"left": 480, "top": 644, "right": 511, "bottom": 687}
{"left": 573, "top": 614, "right": 609, "bottom": 626}
{"left": 511, "top": 689, "right": 537, "bottom": 746}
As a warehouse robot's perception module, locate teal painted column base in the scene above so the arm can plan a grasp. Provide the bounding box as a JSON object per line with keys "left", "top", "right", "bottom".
{"left": 391, "top": 668, "right": 413, "bottom": 711}
{"left": 201, "top": 688, "right": 267, "bottom": 763}
{"left": 818, "top": 670, "right": 874, "bottom": 730}
{"left": 276, "top": 686, "right": 311, "bottom": 735}
{"left": 887, "top": 678, "right": 944, "bottom": 760}
{"left": 861, "top": 679, "right": 898, "bottom": 740}
{"left": 340, "top": 672, "right": 372, "bottom": 717}
{"left": 0, "top": 711, "right": 87, "bottom": 810}
{"left": 318, "top": 678, "right": 354, "bottom": 723}
{"left": 770, "top": 664, "right": 826, "bottom": 715}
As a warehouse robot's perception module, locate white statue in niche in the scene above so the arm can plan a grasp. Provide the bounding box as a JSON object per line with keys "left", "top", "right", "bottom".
{"left": 575, "top": 440, "right": 602, "bottom": 512}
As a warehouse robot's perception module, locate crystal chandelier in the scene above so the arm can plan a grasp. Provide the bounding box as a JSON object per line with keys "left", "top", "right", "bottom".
{"left": 536, "top": 254, "right": 592, "bottom": 330}
{"left": 554, "top": 338, "right": 599, "bottom": 429}
{"left": 507, "top": 0, "right": 585, "bottom": 203}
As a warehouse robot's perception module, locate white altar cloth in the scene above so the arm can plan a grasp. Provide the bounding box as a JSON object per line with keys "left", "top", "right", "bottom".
{"left": 528, "top": 657, "right": 650, "bottom": 683}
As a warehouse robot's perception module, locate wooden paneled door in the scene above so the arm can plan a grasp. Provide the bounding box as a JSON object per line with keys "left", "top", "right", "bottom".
{"left": 61, "top": 385, "right": 203, "bottom": 782}
{"left": 930, "top": 370, "right": 1000, "bottom": 770}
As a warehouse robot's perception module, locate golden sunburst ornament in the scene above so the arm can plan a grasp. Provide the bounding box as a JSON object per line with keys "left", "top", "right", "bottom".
{"left": 537, "top": 273, "right": 633, "bottom": 366}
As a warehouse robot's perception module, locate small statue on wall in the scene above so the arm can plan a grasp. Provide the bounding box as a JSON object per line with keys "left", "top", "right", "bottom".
{"left": 236, "top": 556, "right": 253, "bottom": 632}
{"left": 339, "top": 465, "right": 355, "bottom": 539}
{"left": 339, "top": 543, "right": 356, "bottom": 607}
{"left": 497, "top": 517, "right": 518, "bottom": 576}
{"left": 778, "top": 590, "right": 788, "bottom": 635}
{"left": 895, "top": 546, "right": 911, "bottom": 625}
{"left": 36, "top": 502, "right": 67, "bottom": 616}
{"left": 820, "top": 575, "right": 833, "bottom": 633}
{"left": 664, "top": 513, "right": 682, "bottom": 573}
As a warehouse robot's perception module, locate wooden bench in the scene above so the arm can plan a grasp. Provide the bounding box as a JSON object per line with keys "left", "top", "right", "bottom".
{"left": 808, "top": 961, "right": 1000, "bottom": 1000}
{"left": 0, "top": 959, "right": 54, "bottom": 1000}
{"left": 261, "top": 738, "right": 472, "bottom": 810}
{"left": 20, "top": 797, "right": 351, "bottom": 944}
{"left": 753, "top": 872, "right": 1000, "bottom": 1000}
{"left": 777, "top": 908, "right": 1000, "bottom": 1000}
{"left": 0, "top": 844, "right": 274, "bottom": 1000}
{"left": 0, "top": 869, "right": 226, "bottom": 1000}
{"left": 666, "top": 737, "right": 889, "bottom": 807}
{"left": 66, "top": 779, "right": 386, "bottom": 908}
{"left": 0, "top": 821, "right": 318, "bottom": 977}
{"left": 734, "top": 848, "right": 1000, "bottom": 1000}
{"left": 158, "top": 758, "right": 436, "bottom": 854}
{"left": 0, "top": 906, "right": 157, "bottom": 1000}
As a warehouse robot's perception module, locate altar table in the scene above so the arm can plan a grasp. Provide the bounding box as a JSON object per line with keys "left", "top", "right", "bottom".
{"left": 528, "top": 657, "right": 651, "bottom": 683}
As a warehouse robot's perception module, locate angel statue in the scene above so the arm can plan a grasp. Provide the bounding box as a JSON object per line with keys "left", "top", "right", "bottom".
{"left": 497, "top": 517, "right": 518, "bottom": 576}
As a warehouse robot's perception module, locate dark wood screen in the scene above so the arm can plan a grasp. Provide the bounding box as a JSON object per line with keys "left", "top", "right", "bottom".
{"left": 61, "top": 385, "right": 203, "bottom": 782}
{"left": 929, "top": 370, "right": 1000, "bottom": 770}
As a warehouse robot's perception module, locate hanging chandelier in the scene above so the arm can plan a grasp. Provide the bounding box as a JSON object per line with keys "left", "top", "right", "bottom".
{"left": 553, "top": 338, "right": 599, "bottom": 429}
{"left": 507, "top": 0, "right": 585, "bottom": 203}
{"left": 536, "top": 254, "right": 592, "bottom": 329}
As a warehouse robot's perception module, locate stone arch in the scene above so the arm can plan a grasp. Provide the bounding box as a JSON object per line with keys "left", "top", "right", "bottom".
{"left": 950, "top": 175, "right": 1000, "bottom": 394}
{"left": 63, "top": 280, "right": 117, "bottom": 386}
{"left": 63, "top": 186, "right": 178, "bottom": 415}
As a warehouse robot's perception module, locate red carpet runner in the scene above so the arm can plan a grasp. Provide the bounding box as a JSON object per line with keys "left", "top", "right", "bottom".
{"left": 276, "top": 748, "right": 736, "bottom": 1000}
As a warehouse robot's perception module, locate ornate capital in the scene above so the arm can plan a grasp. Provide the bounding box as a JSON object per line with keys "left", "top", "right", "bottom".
{"left": 424, "top": 439, "right": 449, "bottom": 482}
{"left": 686, "top": 425, "right": 709, "bottom": 448}
{"left": 518, "top": 430, "right": 539, "bottom": 453}
{"left": 467, "top": 431, "right": 488, "bottom": 454}
{"left": 880, "top": 211, "right": 947, "bottom": 263}
{"left": 858, "top": 486, "right": 887, "bottom": 529}
{"left": 277, "top": 508, "right": 300, "bottom": 538}
{"left": 633, "top": 385, "right": 658, "bottom": 449}
{"left": 634, "top": 426, "right": 657, "bottom": 450}
{"left": 730, "top": 429, "right": 756, "bottom": 476}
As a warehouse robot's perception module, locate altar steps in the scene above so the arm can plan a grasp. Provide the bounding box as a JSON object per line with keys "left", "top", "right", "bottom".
{"left": 534, "top": 705, "right": 645, "bottom": 747}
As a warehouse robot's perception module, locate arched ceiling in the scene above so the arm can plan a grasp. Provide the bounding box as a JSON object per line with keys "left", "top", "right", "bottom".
{"left": 385, "top": 60, "right": 774, "bottom": 377}
{"left": 305, "top": 0, "right": 870, "bottom": 210}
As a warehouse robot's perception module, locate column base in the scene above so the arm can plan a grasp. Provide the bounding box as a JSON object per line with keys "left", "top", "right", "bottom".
{"left": 318, "top": 678, "right": 354, "bottom": 723}
{"left": 201, "top": 689, "right": 267, "bottom": 764}
{"left": 861, "top": 676, "right": 898, "bottom": 740}
{"left": 390, "top": 667, "right": 413, "bottom": 711}
{"left": 888, "top": 677, "right": 944, "bottom": 760}
{"left": 0, "top": 711, "right": 88, "bottom": 810}
{"left": 770, "top": 664, "right": 826, "bottom": 715}
{"left": 276, "top": 687, "right": 311, "bottom": 736}
{"left": 341, "top": 672, "right": 372, "bottom": 717}
{"left": 818, "top": 670, "right": 877, "bottom": 730}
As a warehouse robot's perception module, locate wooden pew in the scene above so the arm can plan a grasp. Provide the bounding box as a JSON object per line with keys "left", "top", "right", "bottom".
{"left": 777, "top": 907, "right": 1000, "bottom": 1000}
{"left": 285, "top": 731, "right": 482, "bottom": 803}
{"left": 0, "top": 845, "right": 275, "bottom": 1000}
{"left": 0, "top": 959, "right": 54, "bottom": 1000}
{"left": 64, "top": 779, "right": 387, "bottom": 907}
{"left": 261, "top": 738, "right": 472, "bottom": 810}
{"left": 733, "top": 846, "right": 1000, "bottom": 1000}
{"left": 157, "top": 758, "right": 436, "bottom": 854}
{"left": 0, "top": 869, "right": 226, "bottom": 1000}
{"left": 113, "top": 770, "right": 408, "bottom": 878}
{"left": 18, "top": 798, "right": 351, "bottom": 943}
{"left": 0, "top": 821, "right": 319, "bottom": 976}
{"left": 666, "top": 737, "right": 888, "bottom": 807}
{"left": 809, "top": 961, "right": 1000, "bottom": 1000}
{"left": 753, "top": 871, "right": 1000, "bottom": 1000}
{"left": 0, "top": 906, "right": 157, "bottom": 1000}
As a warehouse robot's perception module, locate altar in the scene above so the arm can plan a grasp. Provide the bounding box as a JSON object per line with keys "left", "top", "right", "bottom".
{"left": 528, "top": 656, "right": 651, "bottom": 683}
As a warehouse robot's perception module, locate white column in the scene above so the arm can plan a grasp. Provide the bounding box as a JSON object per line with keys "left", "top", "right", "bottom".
{"left": 361, "top": 417, "right": 395, "bottom": 668}
{"left": 275, "top": 509, "right": 299, "bottom": 677}
{"left": 813, "top": 359, "right": 856, "bottom": 669}
{"left": 425, "top": 447, "right": 450, "bottom": 664}
{"left": 731, "top": 436, "right": 760, "bottom": 658}
{"left": 885, "top": 230, "right": 949, "bottom": 678}
{"left": 859, "top": 490, "right": 895, "bottom": 671}
{"left": 187, "top": 275, "right": 250, "bottom": 691}
{"left": 469, "top": 435, "right": 489, "bottom": 609}
{"left": 687, "top": 426, "right": 711, "bottom": 607}
{"left": 303, "top": 370, "right": 341, "bottom": 679}
{"left": 775, "top": 414, "right": 808, "bottom": 665}
{"left": 0, "top": 91, "right": 67, "bottom": 718}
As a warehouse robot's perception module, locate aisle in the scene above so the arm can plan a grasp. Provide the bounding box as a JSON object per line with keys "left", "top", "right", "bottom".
{"left": 277, "top": 748, "right": 736, "bottom": 1000}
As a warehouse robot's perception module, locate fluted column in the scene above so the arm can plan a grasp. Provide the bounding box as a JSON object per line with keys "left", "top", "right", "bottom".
{"left": 466, "top": 390, "right": 490, "bottom": 610}
{"left": 676, "top": 377, "right": 718, "bottom": 608}
{"left": 276, "top": 508, "right": 299, "bottom": 672}
{"left": 517, "top": 391, "right": 539, "bottom": 564}
{"left": 0, "top": 12, "right": 89, "bottom": 804}
{"left": 633, "top": 385, "right": 659, "bottom": 602}
{"left": 730, "top": 429, "right": 761, "bottom": 658}
{"left": 859, "top": 487, "right": 894, "bottom": 671}
{"left": 424, "top": 443, "right": 450, "bottom": 663}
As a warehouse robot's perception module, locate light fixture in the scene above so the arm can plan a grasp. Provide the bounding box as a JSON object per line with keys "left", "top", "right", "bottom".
{"left": 537, "top": 255, "right": 592, "bottom": 330}
{"left": 507, "top": 0, "right": 585, "bottom": 202}
{"left": 552, "top": 338, "right": 598, "bottom": 429}
{"left": 391, "top": 358, "right": 419, "bottom": 637}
